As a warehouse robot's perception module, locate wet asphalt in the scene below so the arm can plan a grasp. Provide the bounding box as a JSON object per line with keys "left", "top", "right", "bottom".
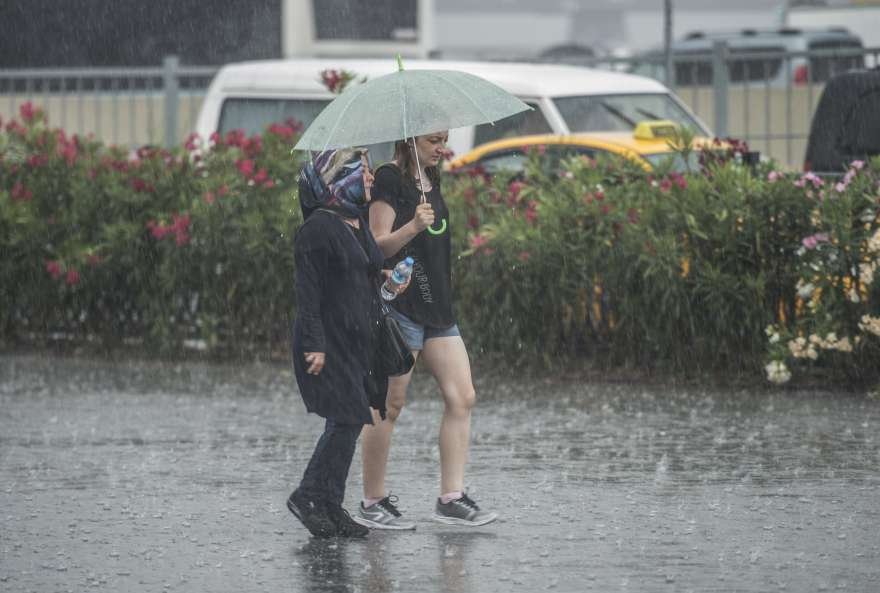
{"left": 1, "top": 353, "right": 878, "bottom": 593}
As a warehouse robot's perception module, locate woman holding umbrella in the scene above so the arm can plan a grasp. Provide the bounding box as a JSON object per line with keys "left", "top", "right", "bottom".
{"left": 291, "top": 60, "right": 527, "bottom": 530}
{"left": 356, "top": 132, "right": 498, "bottom": 529}
{"left": 287, "top": 147, "right": 407, "bottom": 538}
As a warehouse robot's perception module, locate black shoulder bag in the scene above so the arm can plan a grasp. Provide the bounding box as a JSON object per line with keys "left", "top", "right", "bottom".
{"left": 378, "top": 301, "right": 415, "bottom": 377}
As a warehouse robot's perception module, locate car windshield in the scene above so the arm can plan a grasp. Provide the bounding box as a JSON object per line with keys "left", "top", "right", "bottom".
{"left": 554, "top": 94, "right": 708, "bottom": 135}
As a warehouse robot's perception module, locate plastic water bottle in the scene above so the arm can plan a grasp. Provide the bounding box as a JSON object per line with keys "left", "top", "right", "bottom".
{"left": 381, "top": 257, "right": 414, "bottom": 301}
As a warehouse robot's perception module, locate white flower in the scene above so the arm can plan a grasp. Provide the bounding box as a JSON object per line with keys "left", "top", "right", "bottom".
{"left": 806, "top": 347, "right": 818, "bottom": 360}
{"left": 765, "top": 360, "right": 791, "bottom": 385}
{"left": 869, "top": 229, "right": 880, "bottom": 254}
{"left": 847, "top": 288, "right": 861, "bottom": 303}
{"left": 859, "top": 315, "right": 880, "bottom": 337}
{"left": 797, "top": 282, "right": 815, "bottom": 299}
{"left": 769, "top": 332, "right": 780, "bottom": 344}
{"left": 858, "top": 263, "right": 875, "bottom": 286}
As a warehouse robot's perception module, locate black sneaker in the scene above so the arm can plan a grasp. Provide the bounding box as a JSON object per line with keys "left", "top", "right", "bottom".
{"left": 326, "top": 505, "right": 369, "bottom": 538}
{"left": 287, "top": 490, "right": 335, "bottom": 538}
{"left": 432, "top": 493, "right": 498, "bottom": 526}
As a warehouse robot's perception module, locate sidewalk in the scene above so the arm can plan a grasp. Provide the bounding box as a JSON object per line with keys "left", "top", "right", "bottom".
{"left": 2, "top": 354, "right": 879, "bottom": 592}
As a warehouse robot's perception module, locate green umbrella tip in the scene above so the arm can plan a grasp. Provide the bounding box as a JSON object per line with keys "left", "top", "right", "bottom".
{"left": 397, "top": 54, "right": 404, "bottom": 72}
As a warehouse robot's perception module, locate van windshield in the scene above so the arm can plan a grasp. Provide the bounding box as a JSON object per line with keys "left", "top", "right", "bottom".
{"left": 554, "top": 94, "right": 708, "bottom": 135}
{"left": 218, "top": 98, "right": 328, "bottom": 136}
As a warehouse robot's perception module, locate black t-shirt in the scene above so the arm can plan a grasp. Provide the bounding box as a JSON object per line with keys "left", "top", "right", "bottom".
{"left": 370, "top": 163, "right": 454, "bottom": 329}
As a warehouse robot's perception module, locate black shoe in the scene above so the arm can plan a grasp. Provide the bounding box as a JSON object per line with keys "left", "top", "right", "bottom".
{"left": 326, "top": 505, "right": 369, "bottom": 538}
{"left": 287, "top": 490, "right": 335, "bottom": 538}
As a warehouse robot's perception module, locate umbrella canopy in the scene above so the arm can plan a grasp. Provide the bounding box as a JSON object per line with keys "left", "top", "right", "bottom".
{"left": 294, "top": 61, "right": 532, "bottom": 152}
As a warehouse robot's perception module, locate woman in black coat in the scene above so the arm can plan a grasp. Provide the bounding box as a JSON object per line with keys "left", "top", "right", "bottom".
{"left": 287, "top": 148, "right": 400, "bottom": 538}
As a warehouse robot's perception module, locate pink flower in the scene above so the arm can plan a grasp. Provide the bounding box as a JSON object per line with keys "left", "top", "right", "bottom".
{"left": 659, "top": 178, "right": 673, "bottom": 193}
{"left": 129, "top": 177, "right": 154, "bottom": 193}
{"left": 262, "top": 179, "right": 275, "bottom": 189}
{"left": 670, "top": 172, "right": 687, "bottom": 189}
{"left": 224, "top": 130, "right": 246, "bottom": 148}
{"left": 65, "top": 268, "right": 80, "bottom": 286}
{"left": 19, "top": 102, "right": 41, "bottom": 123}
{"left": 508, "top": 180, "right": 525, "bottom": 201}
{"left": 147, "top": 220, "right": 170, "bottom": 240}
{"left": 11, "top": 182, "right": 33, "bottom": 202}
{"left": 242, "top": 135, "right": 262, "bottom": 158}
{"left": 184, "top": 133, "right": 201, "bottom": 152}
{"left": 209, "top": 132, "right": 222, "bottom": 145}
{"left": 6, "top": 120, "right": 26, "bottom": 137}
{"left": 203, "top": 191, "right": 216, "bottom": 205}
{"left": 469, "top": 234, "right": 489, "bottom": 250}
{"left": 851, "top": 160, "right": 865, "bottom": 170}
{"left": 27, "top": 153, "right": 48, "bottom": 168}
{"left": 835, "top": 182, "right": 847, "bottom": 193}
{"left": 236, "top": 158, "right": 255, "bottom": 178}
{"left": 801, "top": 232, "right": 830, "bottom": 250}
{"left": 171, "top": 213, "right": 191, "bottom": 246}
{"left": 45, "top": 260, "right": 63, "bottom": 279}
{"left": 768, "top": 171, "right": 781, "bottom": 183}
{"left": 268, "top": 123, "right": 295, "bottom": 141}
{"left": 798, "top": 172, "right": 824, "bottom": 189}
{"left": 253, "top": 167, "right": 269, "bottom": 184}
{"left": 217, "top": 184, "right": 229, "bottom": 197}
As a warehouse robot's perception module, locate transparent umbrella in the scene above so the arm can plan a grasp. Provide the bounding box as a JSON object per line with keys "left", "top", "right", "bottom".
{"left": 293, "top": 57, "right": 532, "bottom": 153}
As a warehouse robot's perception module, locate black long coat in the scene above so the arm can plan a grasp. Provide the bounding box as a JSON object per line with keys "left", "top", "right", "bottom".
{"left": 292, "top": 210, "right": 387, "bottom": 425}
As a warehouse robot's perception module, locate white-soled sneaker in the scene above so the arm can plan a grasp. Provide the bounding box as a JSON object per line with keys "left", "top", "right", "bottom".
{"left": 354, "top": 495, "right": 416, "bottom": 530}
{"left": 431, "top": 493, "right": 498, "bottom": 526}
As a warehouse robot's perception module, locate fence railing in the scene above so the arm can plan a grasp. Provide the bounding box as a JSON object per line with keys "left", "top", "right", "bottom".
{"left": 0, "top": 56, "right": 216, "bottom": 150}
{"left": 1, "top": 47, "right": 878, "bottom": 167}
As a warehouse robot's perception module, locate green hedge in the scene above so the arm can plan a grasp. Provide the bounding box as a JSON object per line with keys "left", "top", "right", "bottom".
{"left": 2, "top": 103, "right": 879, "bottom": 387}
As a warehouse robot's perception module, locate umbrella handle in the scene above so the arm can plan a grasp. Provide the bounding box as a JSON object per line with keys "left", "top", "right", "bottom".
{"left": 427, "top": 219, "right": 447, "bottom": 236}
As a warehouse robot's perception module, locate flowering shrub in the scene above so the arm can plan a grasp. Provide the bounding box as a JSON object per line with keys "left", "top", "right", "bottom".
{"left": 1, "top": 100, "right": 877, "bottom": 387}
{"left": 0, "top": 103, "right": 303, "bottom": 357}
{"left": 447, "top": 146, "right": 821, "bottom": 379}
{"left": 764, "top": 159, "right": 880, "bottom": 386}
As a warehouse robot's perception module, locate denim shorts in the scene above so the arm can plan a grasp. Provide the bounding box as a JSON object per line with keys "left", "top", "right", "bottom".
{"left": 387, "top": 307, "right": 460, "bottom": 351}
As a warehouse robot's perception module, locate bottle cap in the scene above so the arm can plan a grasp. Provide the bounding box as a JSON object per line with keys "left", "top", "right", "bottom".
{"left": 404, "top": 257, "right": 414, "bottom": 265}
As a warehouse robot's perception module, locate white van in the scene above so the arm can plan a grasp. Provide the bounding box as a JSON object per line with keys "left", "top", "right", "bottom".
{"left": 194, "top": 58, "right": 711, "bottom": 160}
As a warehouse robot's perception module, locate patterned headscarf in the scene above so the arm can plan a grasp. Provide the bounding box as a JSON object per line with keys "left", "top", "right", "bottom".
{"left": 299, "top": 148, "right": 368, "bottom": 220}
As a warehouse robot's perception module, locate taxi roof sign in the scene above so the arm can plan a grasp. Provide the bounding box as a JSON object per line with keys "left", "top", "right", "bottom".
{"left": 633, "top": 120, "right": 680, "bottom": 140}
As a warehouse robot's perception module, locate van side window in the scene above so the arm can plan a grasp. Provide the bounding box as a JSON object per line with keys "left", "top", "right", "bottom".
{"left": 840, "top": 90, "right": 880, "bottom": 154}
{"left": 472, "top": 103, "right": 551, "bottom": 146}
{"left": 218, "top": 98, "right": 329, "bottom": 136}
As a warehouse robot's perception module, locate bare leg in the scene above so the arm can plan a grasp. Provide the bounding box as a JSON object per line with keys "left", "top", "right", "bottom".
{"left": 420, "top": 336, "right": 476, "bottom": 495}
{"left": 360, "top": 351, "right": 419, "bottom": 499}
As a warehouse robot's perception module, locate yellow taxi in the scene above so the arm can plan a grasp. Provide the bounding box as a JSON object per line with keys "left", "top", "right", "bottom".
{"left": 446, "top": 120, "right": 721, "bottom": 175}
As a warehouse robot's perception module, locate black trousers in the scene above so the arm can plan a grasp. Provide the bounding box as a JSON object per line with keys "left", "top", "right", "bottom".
{"left": 297, "top": 419, "right": 363, "bottom": 507}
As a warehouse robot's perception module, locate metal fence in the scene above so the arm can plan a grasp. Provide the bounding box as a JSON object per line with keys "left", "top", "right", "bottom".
{"left": 0, "top": 56, "right": 216, "bottom": 150}
{"left": 582, "top": 44, "right": 880, "bottom": 168}
{"left": 1, "top": 46, "right": 878, "bottom": 167}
